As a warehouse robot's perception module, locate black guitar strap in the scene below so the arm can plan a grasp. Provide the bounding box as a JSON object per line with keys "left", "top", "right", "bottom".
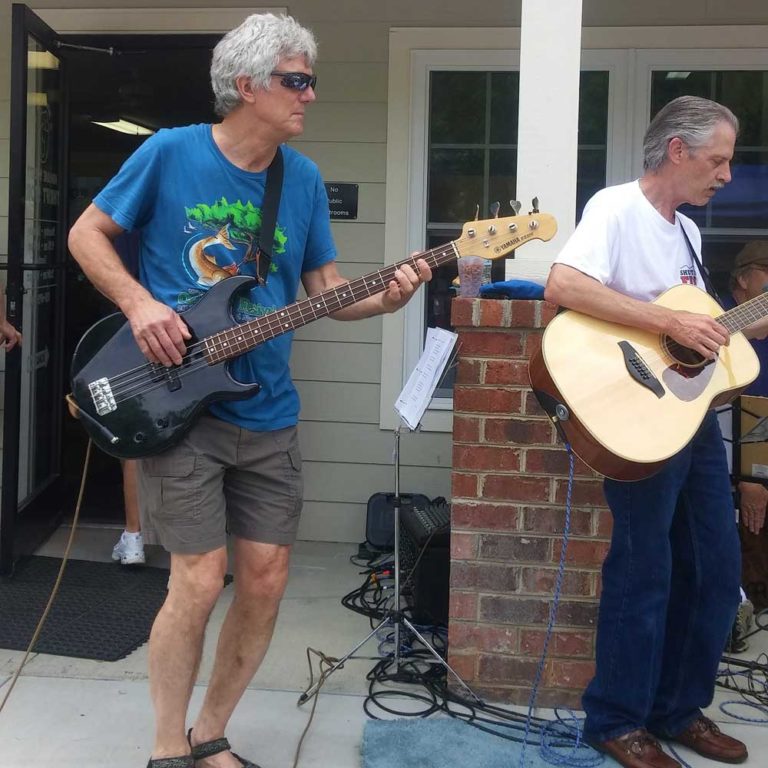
{"left": 255, "top": 146, "right": 284, "bottom": 286}
{"left": 680, "top": 220, "right": 722, "bottom": 306}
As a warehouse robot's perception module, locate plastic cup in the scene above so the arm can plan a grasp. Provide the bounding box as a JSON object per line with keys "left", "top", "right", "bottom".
{"left": 458, "top": 256, "right": 485, "bottom": 298}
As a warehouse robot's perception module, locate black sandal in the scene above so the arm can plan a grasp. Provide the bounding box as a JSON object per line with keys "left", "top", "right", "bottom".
{"left": 187, "top": 729, "right": 261, "bottom": 768}
{"left": 146, "top": 757, "right": 194, "bottom": 768}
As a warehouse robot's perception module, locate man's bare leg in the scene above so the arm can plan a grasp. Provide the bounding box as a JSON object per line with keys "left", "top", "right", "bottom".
{"left": 122, "top": 459, "right": 141, "bottom": 533}
{"left": 190, "top": 539, "right": 291, "bottom": 768}
{"left": 149, "top": 548, "right": 228, "bottom": 759}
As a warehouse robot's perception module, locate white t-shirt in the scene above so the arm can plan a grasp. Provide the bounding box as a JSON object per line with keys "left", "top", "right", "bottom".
{"left": 554, "top": 180, "right": 704, "bottom": 301}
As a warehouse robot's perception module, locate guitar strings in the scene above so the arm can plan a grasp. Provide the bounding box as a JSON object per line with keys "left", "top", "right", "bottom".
{"left": 91, "top": 219, "right": 542, "bottom": 405}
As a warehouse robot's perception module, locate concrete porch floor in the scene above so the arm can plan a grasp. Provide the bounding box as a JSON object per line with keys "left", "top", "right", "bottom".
{"left": 0, "top": 524, "right": 766, "bottom": 767}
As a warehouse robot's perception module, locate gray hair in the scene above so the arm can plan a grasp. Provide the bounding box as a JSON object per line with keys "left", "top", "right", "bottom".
{"left": 210, "top": 13, "right": 317, "bottom": 117}
{"left": 643, "top": 95, "right": 739, "bottom": 172}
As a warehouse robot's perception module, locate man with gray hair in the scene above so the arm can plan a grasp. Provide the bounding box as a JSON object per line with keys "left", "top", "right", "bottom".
{"left": 68, "top": 13, "right": 431, "bottom": 768}
{"left": 545, "top": 95, "right": 754, "bottom": 768}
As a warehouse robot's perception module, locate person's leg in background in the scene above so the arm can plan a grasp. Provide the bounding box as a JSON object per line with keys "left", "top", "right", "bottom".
{"left": 112, "top": 459, "right": 146, "bottom": 565}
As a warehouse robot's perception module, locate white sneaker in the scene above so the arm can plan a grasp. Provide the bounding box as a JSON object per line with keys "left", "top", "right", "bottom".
{"left": 112, "top": 531, "right": 145, "bottom": 566}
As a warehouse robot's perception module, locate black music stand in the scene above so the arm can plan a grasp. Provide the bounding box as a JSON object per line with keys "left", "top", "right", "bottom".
{"left": 298, "top": 328, "right": 481, "bottom": 705}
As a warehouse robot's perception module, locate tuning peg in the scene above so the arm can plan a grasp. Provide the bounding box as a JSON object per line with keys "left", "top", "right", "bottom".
{"left": 530, "top": 196, "right": 539, "bottom": 214}
{"left": 489, "top": 201, "right": 500, "bottom": 218}
{"left": 474, "top": 204, "right": 480, "bottom": 221}
{"left": 509, "top": 199, "right": 521, "bottom": 215}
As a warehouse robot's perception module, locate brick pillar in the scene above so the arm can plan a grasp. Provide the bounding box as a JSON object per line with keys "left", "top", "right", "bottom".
{"left": 448, "top": 297, "right": 611, "bottom": 708}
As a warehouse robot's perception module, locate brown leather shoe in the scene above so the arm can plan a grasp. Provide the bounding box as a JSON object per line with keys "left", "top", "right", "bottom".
{"left": 671, "top": 716, "right": 748, "bottom": 764}
{"left": 591, "top": 729, "right": 681, "bottom": 768}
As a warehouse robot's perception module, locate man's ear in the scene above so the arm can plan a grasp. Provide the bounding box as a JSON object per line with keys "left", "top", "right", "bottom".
{"left": 668, "top": 137, "right": 687, "bottom": 165}
{"left": 236, "top": 75, "right": 258, "bottom": 103}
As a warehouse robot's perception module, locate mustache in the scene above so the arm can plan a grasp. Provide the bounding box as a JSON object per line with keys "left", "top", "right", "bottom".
{"left": 712, "top": 181, "right": 726, "bottom": 190}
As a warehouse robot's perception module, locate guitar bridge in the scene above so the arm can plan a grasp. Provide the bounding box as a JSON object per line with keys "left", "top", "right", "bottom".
{"left": 618, "top": 341, "right": 665, "bottom": 398}
{"left": 88, "top": 377, "right": 117, "bottom": 415}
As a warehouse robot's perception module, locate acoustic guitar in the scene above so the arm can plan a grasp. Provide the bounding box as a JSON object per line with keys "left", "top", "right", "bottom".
{"left": 71, "top": 211, "right": 557, "bottom": 459}
{"left": 529, "top": 283, "right": 763, "bottom": 481}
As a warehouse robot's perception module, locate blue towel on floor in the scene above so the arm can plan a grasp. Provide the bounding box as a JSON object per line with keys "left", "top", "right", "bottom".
{"left": 361, "top": 717, "right": 609, "bottom": 768}
{"left": 480, "top": 279, "right": 545, "bottom": 299}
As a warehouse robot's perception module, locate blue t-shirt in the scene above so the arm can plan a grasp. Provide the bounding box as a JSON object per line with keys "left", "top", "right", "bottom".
{"left": 93, "top": 123, "right": 336, "bottom": 431}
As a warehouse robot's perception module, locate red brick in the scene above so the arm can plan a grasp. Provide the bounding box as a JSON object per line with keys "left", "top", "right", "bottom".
{"left": 554, "top": 539, "right": 610, "bottom": 568}
{"left": 451, "top": 531, "right": 478, "bottom": 560}
{"left": 478, "top": 299, "right": 505, "bottom": 327}
{"left": 483, "top": 474, "right": 550, "bottom": 503}
{"left": 519, "top": 566, "right": 593, "bottom": 596}
{"left": 525, "top": 330, "right": 543, "bottom": 358}
{"left": 521, "top": 506, "right": 592, "bottom": 536}
{"left": 553, "top": 479, "right": 607, "bottom": 507}
{"left": 484, "top": 417, "right": 554, "bottom": 446}
{"left": 454, "top": 387, "right": 523, "bottom": 415}
{"left": 478, "top": 654, "right": 540, "bottom": 685}
{"left": 449, "top": 591, "right": 478, "bottom": 620}
{"left": 523, "top": 390, "right": 548, "bottom": 417}
{"left": 456, "top": 358, "right": 482, "bottom": 385}
{"left": 458, "top": 330, "right": 524, "bottom": 357}
{"left": 525, "top": 447, "right": 595, "bottom": 477}
{"left": 472, "top": 624, "right": 519, "bottom": 654}
{"left": 451, "top": 562, "right": 519, "bottom": 591}
{"left": 478, "top": 533, "right": 550, "bottom": 562}
{"left": 595, "top": 508, "right": 613, "bottom": 538}
{"left": 480, "top": 595, "right": 598, "bottom": 627}
{"left": 451, "top": 501, "right": 520, "bottom": 531}
{"left": 546, "top": 659, "right": 595, "bottom": 689}
{"left": 447, "top": 651, "right": 477, "bottom": 681}
{"left": 452, "top": 472, "right": 479, "bottom": 499}
{"left": 453, "top": 415, "right": 481, "bottom": 443}
{"left": 520, "top": 629, "right": 594, "bottom": 658}
{"left": 484, "top": 359, "right": 530, "bottom": 386}
{"left": 539, "top": 301, "right": 558, "bottom": 325}
{"left": 450, "top": 298, "right": 476, "bottom": 327}
{"left": 453, "top": 444, "right": 521, "bottom": 472}
{"left": 509, "top": 300, "right": 536, "bottom": 327}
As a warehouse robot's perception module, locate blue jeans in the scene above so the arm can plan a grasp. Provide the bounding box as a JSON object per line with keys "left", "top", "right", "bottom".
{"left": 582, "top": 411, "right": 740, "bottom": 742}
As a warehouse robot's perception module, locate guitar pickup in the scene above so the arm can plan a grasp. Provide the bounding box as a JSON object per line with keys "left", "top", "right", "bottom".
{"left": 88, "top": 377, "right": 117, "bottom": 415}
{"left": 618, "top": 341, "right": 664, "bottom": 398}
{"left": 164, "top": 367, "right": 182, "bottom": 392}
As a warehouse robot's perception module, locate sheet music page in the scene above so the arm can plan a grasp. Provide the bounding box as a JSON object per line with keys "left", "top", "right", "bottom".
{"left": 394, "top": 327, "right": 458, "bottom": 430}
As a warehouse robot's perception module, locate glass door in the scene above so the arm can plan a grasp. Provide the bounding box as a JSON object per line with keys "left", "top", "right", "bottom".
{"left": 1, "top": 4, "right": 69, "bottom": 574}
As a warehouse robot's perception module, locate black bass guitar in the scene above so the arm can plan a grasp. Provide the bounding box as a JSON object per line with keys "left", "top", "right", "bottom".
{"left": 71, "top": 211, "right": 557, "bottom": 459}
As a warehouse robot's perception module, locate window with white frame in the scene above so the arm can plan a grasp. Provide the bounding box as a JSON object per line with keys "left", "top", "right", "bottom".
{"left": 381, "top": 36, "right": 768, "bottom": 432}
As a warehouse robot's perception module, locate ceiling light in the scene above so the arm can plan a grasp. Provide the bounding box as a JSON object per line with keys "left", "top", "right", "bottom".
{"left": 92, "top": 119, "right": 155, "bottom": 136}
{"left": 665, "top": 72, "right": 691, "bottom": 80}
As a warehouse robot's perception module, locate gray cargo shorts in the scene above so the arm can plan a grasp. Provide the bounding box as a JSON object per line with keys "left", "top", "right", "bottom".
{"left": 138, "top": 415, "right": 303, "bottom": 554}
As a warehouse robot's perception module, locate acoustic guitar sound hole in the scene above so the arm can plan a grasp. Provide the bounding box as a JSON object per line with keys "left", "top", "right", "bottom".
{"left": 661, "top": 336, "right": 706, "bottom": 368}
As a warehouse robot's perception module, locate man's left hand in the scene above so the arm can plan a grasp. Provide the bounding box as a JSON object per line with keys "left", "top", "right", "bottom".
{"left": 739, "top": 480, "right": 768, "bottom": 535}
{"left": 381, "top": 257, "right": 432, "bottom": 312}
{"left": 0, "top": 319, "right": 22, "bottom": 351}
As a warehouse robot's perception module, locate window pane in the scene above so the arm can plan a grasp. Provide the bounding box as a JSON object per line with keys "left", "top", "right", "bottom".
{"left": 430, "top": 71, "right": 487, "bottom": 144}
{"left": 489, "top": 148, "right": 517, "bottom": 214}
{"left": 576, "top": 71, "right": 609, "bottom": 219}
{"left": 576, "top": 148, "right": 607, "bottom": 220}
{"left": 489, "top": 71, "right": 519, "bottom": 144}
{"left": 428, "top": 148, "right": 484, "bottom": 222}
{"left": 651, "top": 70, "right": 768, "bottom": 233}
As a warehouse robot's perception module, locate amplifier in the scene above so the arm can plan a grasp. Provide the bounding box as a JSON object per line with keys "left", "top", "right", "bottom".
{"left": 400, "top": 500, "right": 451, "bottom": 626}
{"left": 365, "top": 492, "right": 431, "bottom": 551}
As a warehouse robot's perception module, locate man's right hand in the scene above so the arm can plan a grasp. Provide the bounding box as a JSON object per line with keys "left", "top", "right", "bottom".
{"left": 665, "top": 310, "right": 729, "bottom": 360}
{"left": 739, "top": 480, "right": 768, "bottom": 535}
{"left": 125, "top": 294, "right": 191, "bottom": 367}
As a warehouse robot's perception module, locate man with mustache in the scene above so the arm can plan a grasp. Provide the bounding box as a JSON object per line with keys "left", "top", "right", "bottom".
{"left": 545, "top": 96, "right": 755, "bottom": 768}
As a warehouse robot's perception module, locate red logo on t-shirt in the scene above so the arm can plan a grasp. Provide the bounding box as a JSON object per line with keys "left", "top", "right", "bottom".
{"left": 680, "top": 265, "right": 698, "bottom": 285}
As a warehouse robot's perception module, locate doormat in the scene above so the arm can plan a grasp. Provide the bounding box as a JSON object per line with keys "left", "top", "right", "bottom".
{"left": 361, "top": 717, "right": 611, "bottom": 768}
{"left": 0, "top": 556, "right": 230, "bottom": 662}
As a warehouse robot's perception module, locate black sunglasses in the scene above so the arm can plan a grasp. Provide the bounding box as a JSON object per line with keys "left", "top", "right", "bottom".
{"left": 270, "top": 71, "right": 317, "bottom": 92}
